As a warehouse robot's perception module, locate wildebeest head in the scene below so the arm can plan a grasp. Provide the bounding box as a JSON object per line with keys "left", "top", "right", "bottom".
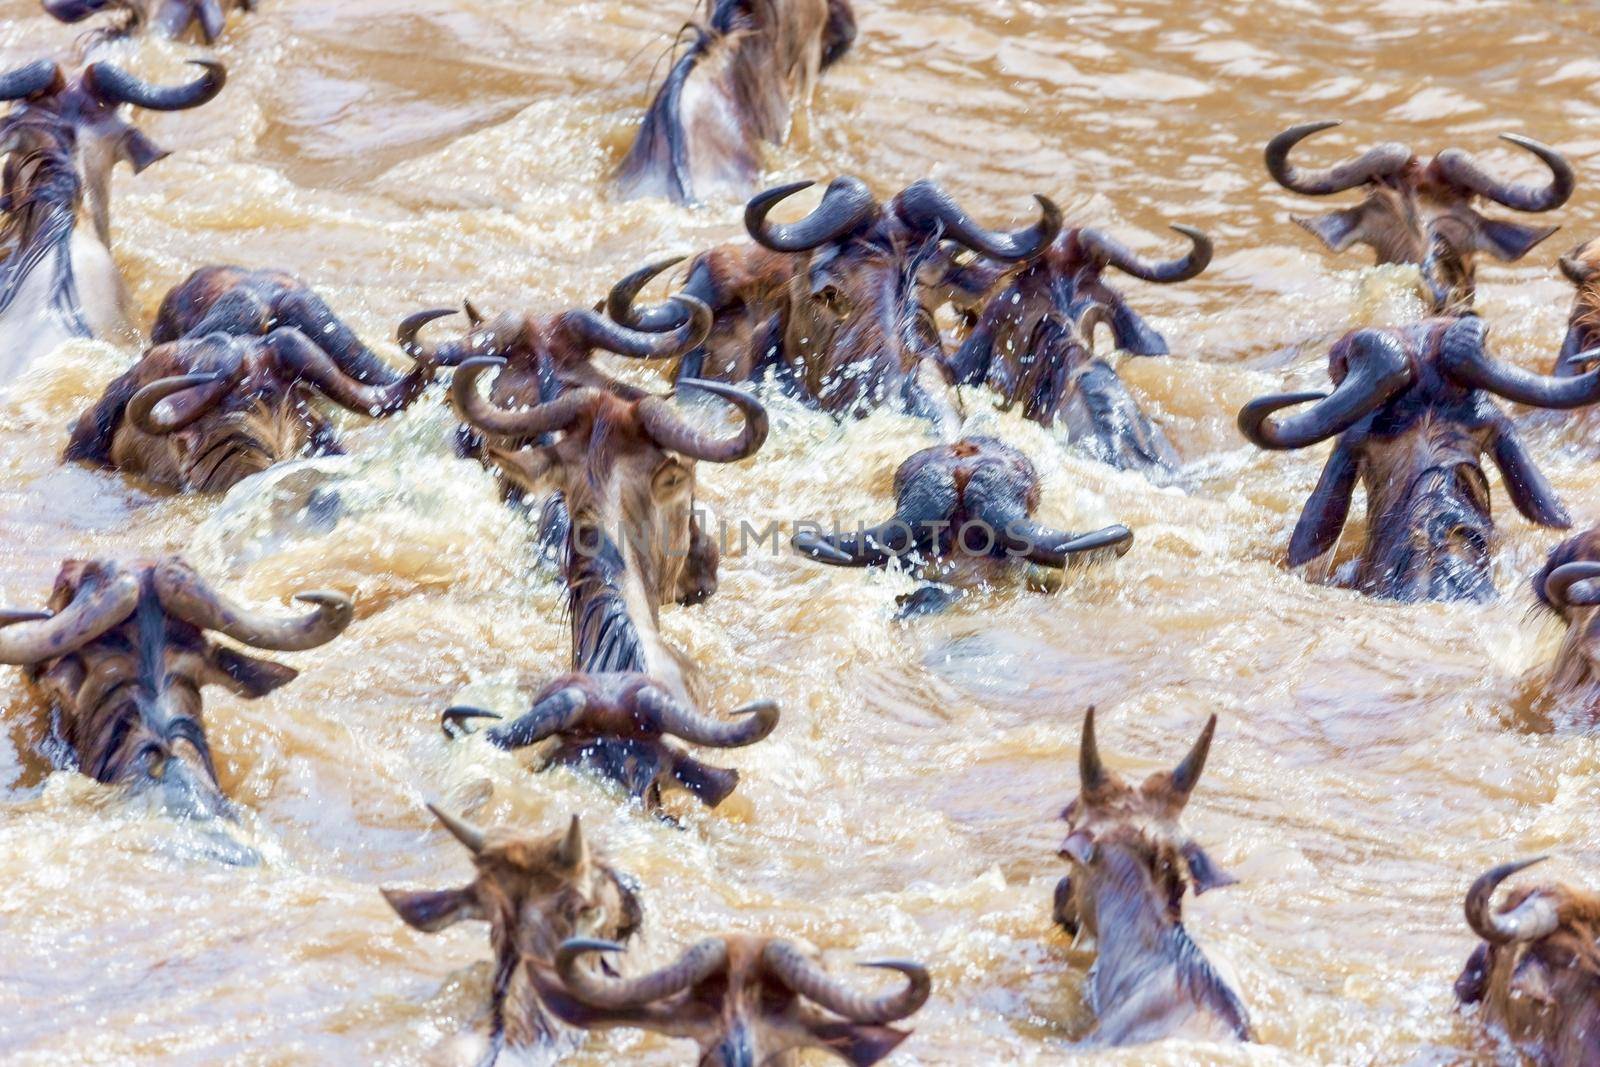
{"left": 615, "top": 0, "right": 856, "bottom": 204}
{"left": 792, "top": 435, "right": 1132, "bottom": 576}
{"left": 383, "top": 804, "right": 642, "bottom": 1050}
{"left": 0, "top": 58, "right": 223, "bottom": 252}
{"left": 0, "top": 557, "right": 350, "bottom": 821}
{"left": 1553, "top": 237, "right": 1600, "bottom": 377}
{"left": 1265, "top": 122, "right": 1572, "bottom": 315}
{"left": 743, "top": 176, "right": 1061, "bottom": 424}
{"left": 66, "top": 319, "right": 441, "bottom": 493}
{"left": 543, "top": 932, "right": 929, "bottom": 1066}
{"left": 1455, "top": 858, "right": 1600, "bottom": 1067}
{"left": 1053, "top": 707, "right": 1252, "bottom": 1045}
{"left": 444, "top": 672, "right": 779, "bottom": 810}
{"left": 1238, "top": 316, "right": 1591, "bottom": 602}
{"left": 42, "top": 0, "right": 254, "bottom": 43}
{"left": 1531, "top": 531, "right": 1600, "bottom": 716}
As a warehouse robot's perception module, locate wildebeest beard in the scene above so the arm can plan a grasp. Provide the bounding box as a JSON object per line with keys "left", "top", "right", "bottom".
{"left": 566, "top": 525, "right": 649, "bottom": 677}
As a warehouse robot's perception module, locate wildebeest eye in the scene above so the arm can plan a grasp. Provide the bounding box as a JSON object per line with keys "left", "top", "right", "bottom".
{"left": 813, "top": 284, "right": 847, "bottom": 312}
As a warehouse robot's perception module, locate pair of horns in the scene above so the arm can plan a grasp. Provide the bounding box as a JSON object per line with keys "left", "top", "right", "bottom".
{"left": 1239, "top": 318, "right": 1600, "bottom": 451}
{"left": 555, "top": 936, "right": 928, "bottom": 1024}
{"left": 0, "top": 559, "right": 351, "bottom": 665}
{"left": 450, "top": 358, "right": 768, "bottom": 463}
{"left": 1267, "top": 120, "right": 1573, "bottom": 213}
{"left": 1466, "top": 858, "right": 1561, "bottom": 945}
{"left": 425, "top": 802, "right": 589, "bottom": 867}
{"left": 747, "top": 176, "right": 1061, "bottom": 262}
{"left": 1078, "top": 705, "right": 1217, "bottom": 802}
{"left": 0, "top": 58, "right": 225, "bottom": 110}
{"left": 443, "top": 684, "right": 779, "bottom": 751}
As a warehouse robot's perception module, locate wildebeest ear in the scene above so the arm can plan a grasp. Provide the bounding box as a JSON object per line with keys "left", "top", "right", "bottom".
{"left": 1058, "top": 829, "right": 1096, "bottom": 866}
{"left": 807, "top": 1021, "right": 910, "bottom": 1067}
{"left": 120, "top": 128, "right": 170, "bottom": 175}
{"left": 381, "top": 885, "right": 482, "bottom": 932}
{"left": 1293, "top": 207, "right": 1369, "bottom": 253}
{"left": 1453, "top": 943, "right": 1490, "bottom": 1004}
{"left": 1181, "top": 842, "right": 1239, "bottom": 895}
{"left": 1287, "top": 437, "right": 1360, "bottom": 567}
{"left": 1108, "top": 302, "right": 1169, "bottom": 357}
{"left": 206, "top": 644, "right": 298, "bottom": 698}
{"left": 1474, "top": 216, "right": 1559, "bottom": 263}
{"left": 64, "top": 367, "right": 146, "bottom": 466}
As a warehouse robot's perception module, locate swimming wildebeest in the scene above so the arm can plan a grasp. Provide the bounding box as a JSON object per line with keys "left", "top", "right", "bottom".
{"left": 792, "top": 435, "right": 1133, "bottom": 616}
{"left": 0, "top": 557, "right": 350, "bottom": 824}
{"left": 1455, "top": 858, "right": 1600, "bottom": 1067}
{"left": 1265, "top": 122, "right": 1573, "bottom": 315}
{"left": 1552, "top": 237, "right": 1600, "bottom": 377}
{"left": 942, "top": 221, "right": 1212, "bottom": 474}
{"left": 65, "top": 267, "right": 445, "bottom": 493}
{"left": 42, "top": 0, "right": 255, "bottom": 43}
{"left": 1530, "top": 530, "right": 1600, "bottom": 720}
{"left": 383, "top": 804, "right": 641, "bottom": 1060}
{"left": 616, "top": 0, "right": 856, "bottom": 204}
{"left": 543, "top": 932, "right": 929, "bottom": 1065}
{"left": 442, "top": 358, "right": 779, "bottom": 809}
{"left": 1238, "top": 316, "right": 1593, "bottom": 602}
{"left": 0, "top": 58, "right": 224, "bottom": 383}
{"left": 610, "top": 175, "right": 1061, "bottom": 431}
{"left": 1053, "top": 707, "right": 1252, "bottom": 1047}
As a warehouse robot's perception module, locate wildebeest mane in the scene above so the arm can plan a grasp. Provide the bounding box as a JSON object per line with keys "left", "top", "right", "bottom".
{"left": 0, "top": 121, "right": 87, "bottom": 329}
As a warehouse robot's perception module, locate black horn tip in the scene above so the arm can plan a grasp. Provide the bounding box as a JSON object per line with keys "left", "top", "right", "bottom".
{"left": 442, "top": 705, "right": 503, "bottom": 739}
{"left": 793, "top": 531, "right": 855, "bottom": 566}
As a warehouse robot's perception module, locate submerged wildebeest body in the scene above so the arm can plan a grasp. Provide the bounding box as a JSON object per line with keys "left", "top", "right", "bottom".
{"left": 43, "top": 0, "right": 255, "bottom": 42}
{"left": 1553, "top": 237, "right": 1600, "bottom": 377}
{"left": 792, "top": 436, "right": 1133, "bottom": 616}
{"left": 65, "top": 267, "right": 445, "bottom": 493}
{"left": 1053, "top": 708, "right": 1251, "bottom": 1048}
{"left": 0, "top": 59, "right": 224, "bottom": 384}
{"left": 383, "top": 804, "right": 642, "bottom": 1059}
{"left": 1455, "top": 859, "right": 1600, "bottom": 1067}
{"left": 1530, "top": 530, "right": 1600, "bottom": 720}
{"left": 1237, "top": 315, "right": 1595, "bottom": 602}
{"left": 442, "top": 358, "right": 780, "bottom": 809}
{"left": 943, "top": 223, "right": 1212, "bottom": 475}
{"left": 616, "top": 0, "right": 856, "bottom": 204}
{"left": 1265, "top": 122, "right": 1573, "bottom": 315}
{"left": 0, "top": 557, "right": 350, "bottom": 824}
{"left": 543, "top": 932, "right": 929, "bottom": 1066}
{"left": 613, "top": 176, "right": 1061, "bottom": 431}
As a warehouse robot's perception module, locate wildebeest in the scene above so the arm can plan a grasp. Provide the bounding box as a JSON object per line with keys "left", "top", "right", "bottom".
{"left": 0, "top": 58, "right": 224, "bottom": 382}
{"left": 543, "top": 932, "right": 929, "bottom": 1066}
{"left": 0, "top": 557, "right": 350, "bottom": 824}
{"left": 442, "top": 358, "right": 779, "bottom": 809}
{"left": 65, "top": 268, "right": 445, "bottom": 493}
{"left": 616, "top": 0, "right": 856, "bottom": 204}
{"left": 943, "top": 222, "right": 1212, "bottom": 474}
{"left": 611, "top": 176, "right": 1061, "bottom": 431}
{"left": 1553, "top": 237, "right": 1600, "bottom": 377}
{"left": 1530, "top": 530, "right": 1600, "bottom": 718}
{"left": 42, "top": 0, "right": 254, "bottom": 43}
{"left": 1265, "top": 122, "right": 1572, "bottom": 315}
{"left": 1455, "top": 858, "right": 1600, "bottom": 1067}
{"left": 1053, "top": 707, "right": 1251, "bottom": 1047}
{"left": 792, "top": 436, "right": 1133, "bottom": 616}
{"left": 1237, "top": 315, "right": 1592, "bottom": 602}
{"left": 383, "top": 804, "right": 641, "bottom": 1059}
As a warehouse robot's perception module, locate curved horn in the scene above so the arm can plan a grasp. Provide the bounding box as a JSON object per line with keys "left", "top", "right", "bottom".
{"left": 1435, "top": 135, "right": 1574, "bottom": 213}
{"left": 153, "top": 560, "right": 351, "bottom": 651}
{"left": 1171, "top": 714, "right": 1217, "bottom": 799}
{"left": 85, "top": 60, "right": 225, "bottom": 111}
{"left": 267, "top": 328, "right": 433, "bottom": 416}
{"left": 395, "top": 308, "right": 458, "bottom": 363}
{"left": 895, "top": 180, "right": 1061, "bottom": 261}
{"left": 1002, "top": 521, "right": 1134, "bottom": 568}
{"left": 450, "top": 357, "right": 595, "bottom": 439}
{"left": 402, "top": 312, "right": 521, "bottom": 368}
{"left": 1264, "top": 121, "right": 1410, "bottom": 196}
{"left": 566, "top": 297, "right": 711, "bottom": 360}
{"left": 1238, "top": 330, "right": 1413, "bottom": 449}
{"left": 1439, "top": 315, "right": 1600, "bottom": 409}
{"left": 605, "top": 256, "right": 694, "bottom": 332}
{"left": 0, "top": 60, "right": 62, "bottom": 101}
{"left": 1466, "top": 858, "right": 1560, "bottom": 945}
{"left": 555, "top": 937, "right": 728, "bottom": 1009}
{"left": 632, "top": 687, "right": 778, "bottom": 748}
{"left": 746, "top": 177, "right": 878, "bottom": 253}
{"left": 1079, "top": 705, "right": 1108, "bottom": 794}
{"left": 762, "top": 942, "right": 930, "bottom": 1023}
{"left": 1079, "top": 225, "right": 1213, "bottom": 283}
{"left": 637, "top": 378, "right": 768, "bottom": 463}
{"left": 1560, "top": 251, "right": 1597, "bottom": 287}
{"left": 0, "top": 569, "right": 138, "bottom": 665}
{"left": 480, "top": 685, "right": 589, "bottom": 750}
{"left": 426, "top": 802, "right": 486, "bottom": 855}
{"left": 126, "top": 371, "right": 236, "bottom": 435}
{"left": 1543, "top": 562, "right": 1600, "bottom": 611}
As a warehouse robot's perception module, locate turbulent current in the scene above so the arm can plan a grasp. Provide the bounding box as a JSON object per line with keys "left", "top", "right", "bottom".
{"left": 2, "top": 1, "right": 1599, "bottom": 1064}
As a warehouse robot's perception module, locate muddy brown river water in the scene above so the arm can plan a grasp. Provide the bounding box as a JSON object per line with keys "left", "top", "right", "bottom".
{"left": 2, "top": 1, "right": 1599, "bottom": 1064}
